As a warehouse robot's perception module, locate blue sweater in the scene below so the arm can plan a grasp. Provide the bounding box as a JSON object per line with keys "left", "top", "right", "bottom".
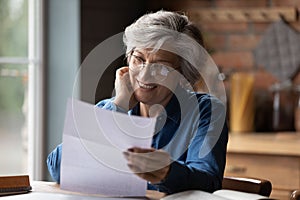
{"left": 47, "top": 88, "right": 228, "bottom": 194}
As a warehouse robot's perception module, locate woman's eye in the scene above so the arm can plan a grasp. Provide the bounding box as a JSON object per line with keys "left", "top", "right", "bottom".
{"left": 133, "top": 55, "right": 144, "bottom": 64}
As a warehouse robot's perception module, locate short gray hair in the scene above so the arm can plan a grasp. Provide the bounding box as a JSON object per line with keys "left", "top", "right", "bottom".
{"left": 123, "top": 10, "right": 207, "bottom": 87}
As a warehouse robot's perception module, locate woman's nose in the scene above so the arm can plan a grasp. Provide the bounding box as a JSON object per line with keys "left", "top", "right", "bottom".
{"left": 137, "top": 63, "right": 154, "bottom": 80}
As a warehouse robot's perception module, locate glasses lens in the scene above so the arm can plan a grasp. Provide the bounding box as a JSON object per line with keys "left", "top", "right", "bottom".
{"left": 129, "top": 55, "right": 176, "bottom": 81}
{"left": 129, "top": 55, "right": 143, "bottom": 71}
{"left": 150, "top": 63, "right": 171, "bottom": 81}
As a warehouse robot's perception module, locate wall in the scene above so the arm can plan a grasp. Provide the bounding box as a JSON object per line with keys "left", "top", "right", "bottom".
{"left": 79, "top": 0, "right": 300, "bottom": 132}
{"left": 80, "top": 0, "right": 147, "bottom": 104}
{"left": 45, "top": 0, "right": 80, "bottom": 179}
{"left": 148, "top": 0, "right": 300, "bottom": 132}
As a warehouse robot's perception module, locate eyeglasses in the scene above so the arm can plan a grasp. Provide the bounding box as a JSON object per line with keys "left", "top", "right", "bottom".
{"left": 129, "top": 54, "right": 178, "bottom": 81}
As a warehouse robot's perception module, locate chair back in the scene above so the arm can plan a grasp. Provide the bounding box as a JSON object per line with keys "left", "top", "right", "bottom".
{"left": 222, "top": 176, "right": 272, "bottom": 197}
{"left": 291, "top": 190, "right": 300, "bottom": 200}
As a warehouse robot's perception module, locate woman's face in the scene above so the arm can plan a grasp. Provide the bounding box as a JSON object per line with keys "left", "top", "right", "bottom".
{"left": 128, "top": 48, "right": 180, "bottom": 106}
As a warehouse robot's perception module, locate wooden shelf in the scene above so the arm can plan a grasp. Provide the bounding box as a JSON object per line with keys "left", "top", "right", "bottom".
{"left": 187, "top": 7, "right": 298, "bottom": 22}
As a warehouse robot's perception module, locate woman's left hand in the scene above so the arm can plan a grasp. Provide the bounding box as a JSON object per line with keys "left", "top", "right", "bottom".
{"left": 123, "top": 147, "right": 171, "bottom": 184}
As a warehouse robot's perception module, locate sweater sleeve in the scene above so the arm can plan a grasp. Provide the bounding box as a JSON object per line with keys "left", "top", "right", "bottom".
{"left": 95, "top": 98, "right": 128, "bottom": 113}
{"left": 46, "top": 144, "right": 62, "bottom": 183}
{"left": 153, "top": 96, "right": 228, "bottom": 194}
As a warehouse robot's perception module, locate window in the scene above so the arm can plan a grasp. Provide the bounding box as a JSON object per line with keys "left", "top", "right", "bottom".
{"left": 0, "top": 0, "right": 44, "bottom": 179}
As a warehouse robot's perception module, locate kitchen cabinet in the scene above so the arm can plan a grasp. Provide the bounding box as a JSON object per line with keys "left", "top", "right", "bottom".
{"left": 225, "top": 132, "right": 300, "bottom": 200}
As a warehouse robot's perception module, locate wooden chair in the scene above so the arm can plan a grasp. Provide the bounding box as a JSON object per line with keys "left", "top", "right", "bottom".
{"left": 222, "top": 176, "right": 272, "bottom": 197}
{"left": 290, "top": 190, "right": 300, "bottom": 200}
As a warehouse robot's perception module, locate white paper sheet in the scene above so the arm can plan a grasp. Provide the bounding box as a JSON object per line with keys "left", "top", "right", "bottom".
{"left": 60, "top": 99, "right": 156, "bottom": 197}
{"left": 214, "top": 189, "right": 268, "bottom": 200}
{"left": 161, "top": 190, "right": 231, "bottom": 200}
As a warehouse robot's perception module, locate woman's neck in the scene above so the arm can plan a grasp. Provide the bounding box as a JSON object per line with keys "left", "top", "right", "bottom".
{"left": 140, "top": 104, "right": 150, "bottom": 117}
{"left": 139, "top": 95, "right": 173, "bottom": 117}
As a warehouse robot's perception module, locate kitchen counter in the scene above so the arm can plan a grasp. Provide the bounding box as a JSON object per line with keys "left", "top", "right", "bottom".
{"left": 227, "top": 132, "right": 300, "bottom": 156}
{"left": 225, "top": 132, "right": 300, "bottom": 200}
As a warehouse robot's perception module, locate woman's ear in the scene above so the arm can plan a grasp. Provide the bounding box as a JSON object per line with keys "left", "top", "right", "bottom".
{"left": 125, "top": 49, "right": 134, "bottom": 66}
{"left": 123, "top": 54, "right": 130, "bottom": 66}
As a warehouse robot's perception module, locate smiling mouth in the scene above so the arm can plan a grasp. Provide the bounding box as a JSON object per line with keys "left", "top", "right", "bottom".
{"left": 137, "top": 80, "right": 157, "bottom": 89}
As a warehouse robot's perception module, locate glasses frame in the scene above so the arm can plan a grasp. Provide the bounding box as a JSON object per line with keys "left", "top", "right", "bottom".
{"left": 128, "top": 53, "right": 179, "bottom": 81}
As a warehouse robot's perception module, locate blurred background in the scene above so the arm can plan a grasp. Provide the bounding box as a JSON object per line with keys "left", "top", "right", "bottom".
{"left": 0, "top": 0, "right": 299, "bottom": 199}
{"left": 0, "top": 0, "right": 29, "bottom": 175}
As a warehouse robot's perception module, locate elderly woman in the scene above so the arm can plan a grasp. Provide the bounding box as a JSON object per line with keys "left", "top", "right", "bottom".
{"left": 47, "top": 10, "right": 228, "bottom": 194}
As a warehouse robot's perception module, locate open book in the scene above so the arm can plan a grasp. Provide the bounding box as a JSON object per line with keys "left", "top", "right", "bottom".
{"left": 161, "top": 189, "right": 271, "bottom": 200}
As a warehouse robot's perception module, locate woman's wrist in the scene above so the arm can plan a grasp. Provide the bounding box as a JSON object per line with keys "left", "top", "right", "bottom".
{"left": 114, "top": 95, "right": 138, "bottom": 111}
{"left": 113, "top": 97, "right": 130, "bottom": 112}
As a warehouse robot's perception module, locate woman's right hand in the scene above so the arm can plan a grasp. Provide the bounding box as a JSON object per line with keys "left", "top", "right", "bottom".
{"left": 113, "top": 66, "right": 138, "bottom": 111}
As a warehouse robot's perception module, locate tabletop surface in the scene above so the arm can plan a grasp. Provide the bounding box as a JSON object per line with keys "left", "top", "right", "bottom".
{"left": 30, "top": 181, "right": 166, "bottom": 200}
{"left": 0, "top": 181, "right": 273, "bottom": 200}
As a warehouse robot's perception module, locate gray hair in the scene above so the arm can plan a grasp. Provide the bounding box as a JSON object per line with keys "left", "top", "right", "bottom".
{"left": 123, "top": 10, "right": 207, "bottom": 87}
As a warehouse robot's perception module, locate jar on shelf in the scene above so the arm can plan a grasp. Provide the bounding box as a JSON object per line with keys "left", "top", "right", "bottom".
{"left": 230, "top": 72, "right": 255, "bottom": 133}
{"left": 270, "top": 81, "right": 295, "bottom": 132}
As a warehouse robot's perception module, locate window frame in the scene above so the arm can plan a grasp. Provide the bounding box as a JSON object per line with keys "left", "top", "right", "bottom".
{"left": 27, "top": 0, "right": 45, "bottom": 180}
{"left": 0, "top": 0, "right": 45, "bottom": 180}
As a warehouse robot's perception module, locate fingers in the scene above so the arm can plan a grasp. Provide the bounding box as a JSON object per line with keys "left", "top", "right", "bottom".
{"left": 123, "top": 149, "right": 150, "bottom": 172}
{"left": 115, "top": 67, "right": 130, "bottom": 84}
{"left": 116, "top": 66, "right": 129, "bottom": 77}
{"left": 123, "top": 147, "right": 171, "bottom": 183}
{"left": 115, "top": 67, "right": 130, "bottom": 88}
{"left": 113, "top": 66, "right": 138, "bottom": 110}
{"left": 126, "top": 160, "right": 170, "bottom": 183}
{"left": 125, "top": 148, "right": 168, "bottom": 171}
{"left": 128, "top": 166, "right": 164, "bottom": 183}
{"left": 128, "top": 147, "right": 155, "bottom": 153}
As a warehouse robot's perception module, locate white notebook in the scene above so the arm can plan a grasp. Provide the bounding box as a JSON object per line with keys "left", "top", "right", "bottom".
{"left": 161, "top": 189, "right": 269, "bottom": 200}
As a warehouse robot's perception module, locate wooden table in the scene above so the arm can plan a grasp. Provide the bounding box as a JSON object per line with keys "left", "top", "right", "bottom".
{"left": 30, "top": 181, "right": 166, "bottom": 200}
